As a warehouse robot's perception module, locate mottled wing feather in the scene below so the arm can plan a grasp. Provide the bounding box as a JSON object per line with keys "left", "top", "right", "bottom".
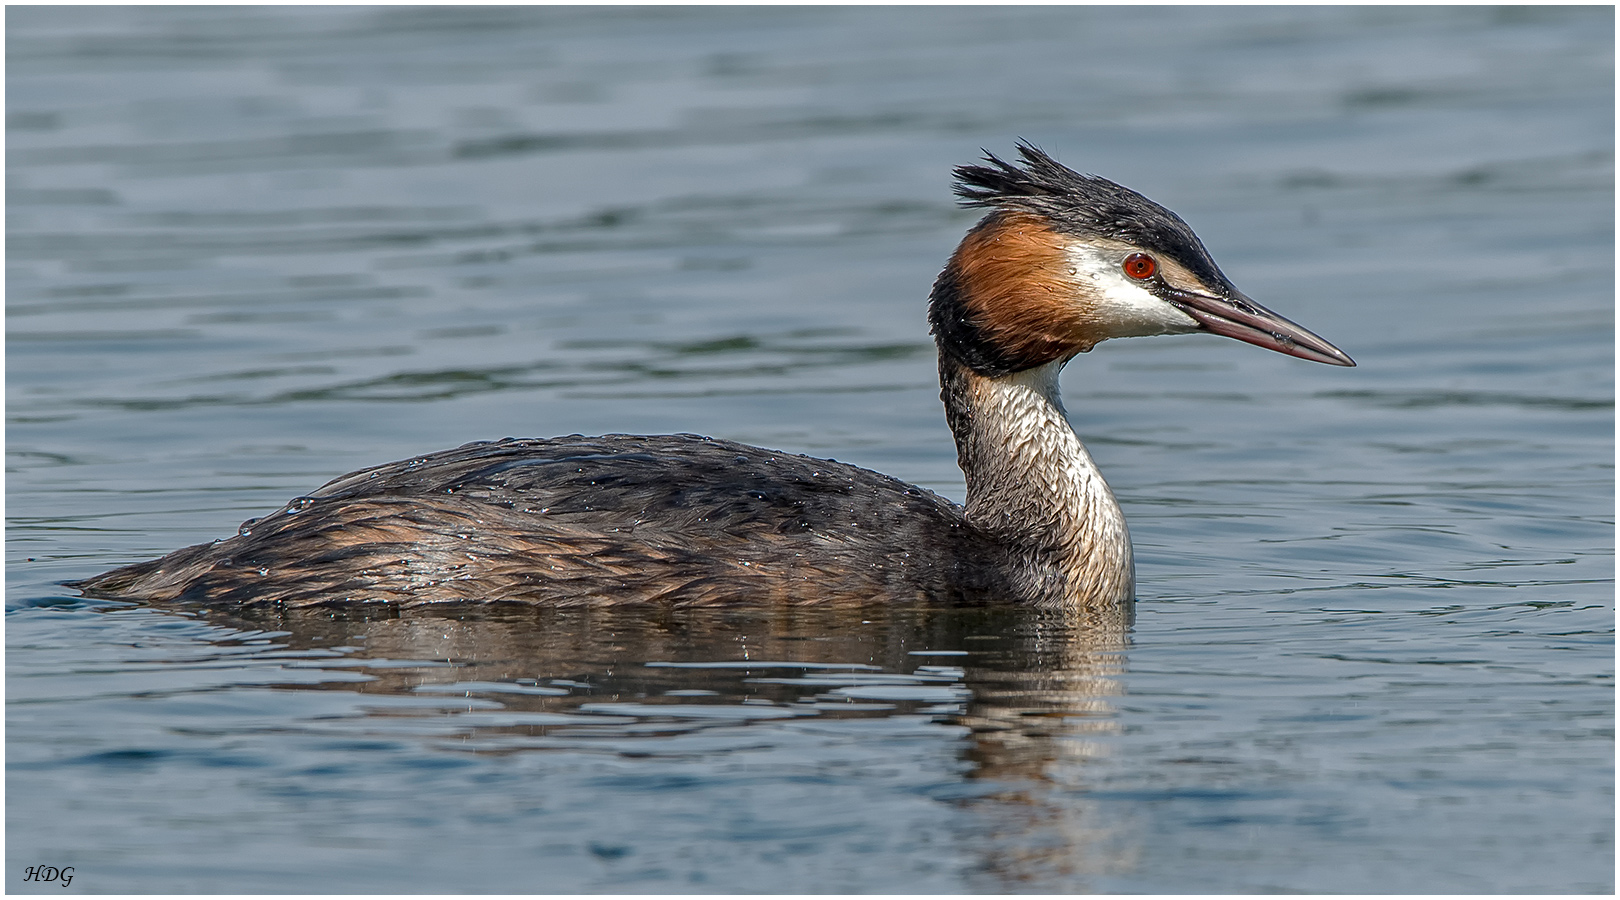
{"left": 78, "top": 435, "right": 1013, "bottom": 608}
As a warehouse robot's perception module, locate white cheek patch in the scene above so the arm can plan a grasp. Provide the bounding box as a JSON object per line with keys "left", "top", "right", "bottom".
{"left": 1065, "top": 244, "right": 1200, "bottom": 339}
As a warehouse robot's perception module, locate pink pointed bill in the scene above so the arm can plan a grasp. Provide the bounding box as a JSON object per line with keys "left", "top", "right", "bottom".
{"left": 1166, "top": 289, "right": 1355, "bottom": 367}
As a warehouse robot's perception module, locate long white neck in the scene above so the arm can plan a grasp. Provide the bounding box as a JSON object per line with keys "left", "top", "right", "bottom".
{"left": 940, "top": 355, "right": 1134, "bottom": 607}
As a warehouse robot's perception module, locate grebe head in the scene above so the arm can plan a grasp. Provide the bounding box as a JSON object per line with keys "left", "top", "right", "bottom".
{"left": 929, "top": 142, "right": 1355, "bottom": 376}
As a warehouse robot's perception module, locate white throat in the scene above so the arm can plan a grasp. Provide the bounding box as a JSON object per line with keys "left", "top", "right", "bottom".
{"left": 958, "top": 359, "right": 1135, "bottom": 605}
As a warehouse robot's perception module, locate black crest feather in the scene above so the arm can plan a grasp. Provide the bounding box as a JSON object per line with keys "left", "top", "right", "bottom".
{"left": 952, "top": 142, "right": 1227, "bottom": 288}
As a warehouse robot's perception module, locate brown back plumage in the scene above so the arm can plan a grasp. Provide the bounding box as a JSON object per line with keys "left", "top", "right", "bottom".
{"left": 77, "top": 435, "right": 1025, "bottom": 609}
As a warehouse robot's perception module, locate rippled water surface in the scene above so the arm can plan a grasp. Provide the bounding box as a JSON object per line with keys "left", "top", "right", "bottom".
{"left": 7, "top": 6, "right": 1613, "bottom": 893}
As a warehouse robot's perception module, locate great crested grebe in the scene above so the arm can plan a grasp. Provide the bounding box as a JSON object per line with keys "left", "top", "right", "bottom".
{"left": 77, "top": 145, "right": 1353, "bottom": 610}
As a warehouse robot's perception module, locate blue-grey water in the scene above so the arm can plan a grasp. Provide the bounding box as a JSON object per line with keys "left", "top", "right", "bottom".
{"left": 7, "top": 6, "right": 1612, "bottom": 893}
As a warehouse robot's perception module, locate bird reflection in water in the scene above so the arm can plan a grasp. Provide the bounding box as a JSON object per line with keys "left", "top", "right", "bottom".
{"left": 171, "top": 596, "right": 1133, "bottom": 888}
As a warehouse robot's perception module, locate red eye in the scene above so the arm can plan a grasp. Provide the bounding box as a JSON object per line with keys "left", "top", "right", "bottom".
{"left": 1122, "top": 253, "right": 1157, "bottom": 280}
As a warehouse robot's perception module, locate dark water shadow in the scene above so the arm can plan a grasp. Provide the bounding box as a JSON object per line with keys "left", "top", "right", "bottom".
{"left": 147, "top": 596, "right": 1135, "bottom": 888}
